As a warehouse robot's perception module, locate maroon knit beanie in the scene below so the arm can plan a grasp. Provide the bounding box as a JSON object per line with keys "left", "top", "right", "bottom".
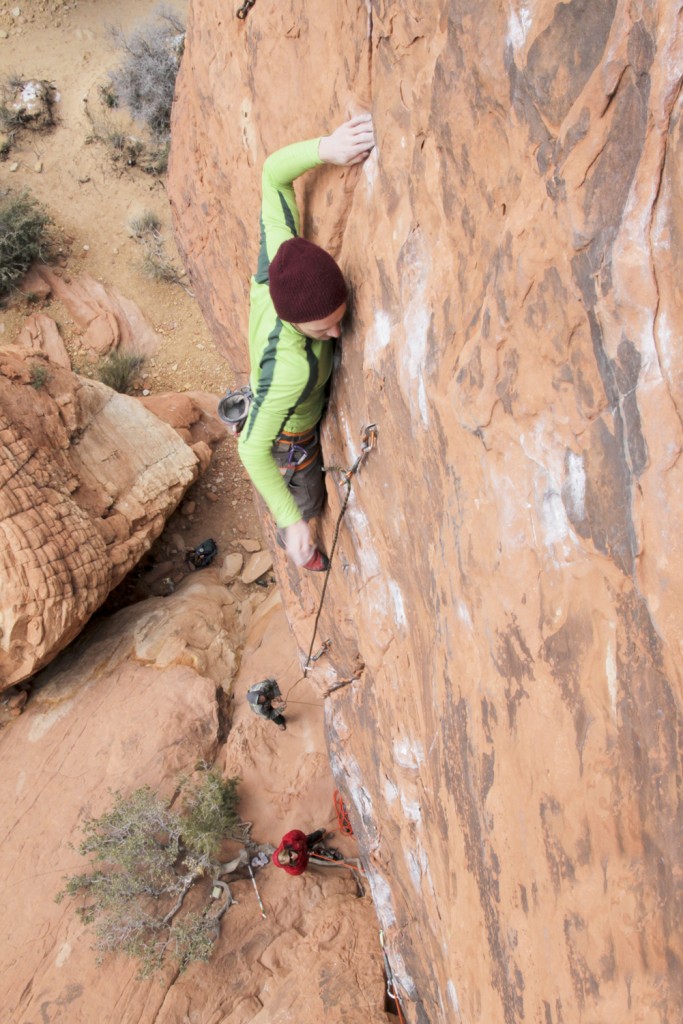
{"left": 269, "top": 237, "right": 348, "bottom": 324}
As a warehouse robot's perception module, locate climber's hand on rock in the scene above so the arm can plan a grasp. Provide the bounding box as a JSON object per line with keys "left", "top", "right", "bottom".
{"left": 319, "top": 114, "right": 375, "bottom": 166}
{"left": 283, "top": 519, "right": 316, "bottom": 566}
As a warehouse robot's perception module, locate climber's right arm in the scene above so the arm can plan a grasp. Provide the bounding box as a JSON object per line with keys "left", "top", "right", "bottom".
{"left": 258, "top": 115, "right": 375, "bottom": 265}
{"left": 259, "top": 138, "right": 322, "bottom": 264}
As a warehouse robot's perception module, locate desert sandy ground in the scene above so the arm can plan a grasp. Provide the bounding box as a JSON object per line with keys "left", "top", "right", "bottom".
{"left": 0, "top": 0, "right": 262, "bottom": 568}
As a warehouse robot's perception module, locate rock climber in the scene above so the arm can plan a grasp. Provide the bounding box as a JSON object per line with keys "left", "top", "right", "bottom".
{"left": 246, "top": 678, "right": 287, "bottom": 731}
{"left": 236, "top": 113, "right": 375, "bottom": 572}
{"left": 272, "top": 827, "right": 327, "bottom": 875}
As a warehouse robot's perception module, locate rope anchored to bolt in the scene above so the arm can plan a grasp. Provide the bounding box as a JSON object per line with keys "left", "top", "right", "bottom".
{"left": 303, "top": 423, "right": 378, "bottom": 675}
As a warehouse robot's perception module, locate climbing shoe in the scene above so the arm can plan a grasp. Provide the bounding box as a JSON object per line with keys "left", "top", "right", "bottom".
{"left": 303, "top": 548, "right": 330, "bottom": 572}
{"left": 276, "top": 531, "right": 329, "bottom": 571}
{"left": 186, "top": 538, "right": 218, "bottom": 569}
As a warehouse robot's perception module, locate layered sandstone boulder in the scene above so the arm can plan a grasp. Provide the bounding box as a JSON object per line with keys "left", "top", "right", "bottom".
{"left": 0, "top": 346, "right": 199, "bottom": 688}
{"left": 169, "top": 2, "right": 683, "bottom": 1021}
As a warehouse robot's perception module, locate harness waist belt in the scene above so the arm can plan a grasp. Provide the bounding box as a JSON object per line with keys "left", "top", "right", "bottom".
{"left": 275, "top": 428, "right": 317, "bottom": 448}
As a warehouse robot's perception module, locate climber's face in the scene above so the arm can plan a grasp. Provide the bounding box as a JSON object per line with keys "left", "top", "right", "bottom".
{"left": 293, "top": 302, "right": 347, "bottom": 340}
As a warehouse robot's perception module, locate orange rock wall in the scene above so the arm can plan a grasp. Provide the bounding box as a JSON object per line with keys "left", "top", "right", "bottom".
{"left": 169, "top": 2, "right": 683, "bottom": 1021}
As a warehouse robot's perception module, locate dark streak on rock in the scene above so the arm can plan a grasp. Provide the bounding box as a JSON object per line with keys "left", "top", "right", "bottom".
{"left": 492, "top": 618, "right": 532, "bottom": 729}
{"left": 524, "top": 268, "right": 569, "bottom": 353}
{"left": 456, "top": 344, "right": 484, "bottom": 390}
{"left": 520, "top": 884, "right": 529, "bottom": 915}
{"left": 564, "top": 913, "right": 600, "bottom": 1006}
{"left": 575, "top": 817, "right": 592, "bottom": 866}
{"left": 614, "top": 590, "right": 682, "bottom": 974}
{"left": 481, "top": 696, "right": 497, "bottom": 743}
{"left": 615, "top": 338, "right": 648, "bottom": 477}
{"left": 441, "top": 692, "right": 525, "bottom": 1023}
{"left": 481, "top": 750, "right": 495, "bottom": 805}
{"left": 524, "top": 0, "right": 618, "bottom": 127}
{"left": 600, "top": 935, "right": 617, "bottom": 983}
{"left": 540, "top": 796, "right": 576, "bottom": 891}
{"left": 542, "top": 610, "right": 592, "bottom": 767}
{"left": 495, "top": 347, "right": 519, "bottom": 415}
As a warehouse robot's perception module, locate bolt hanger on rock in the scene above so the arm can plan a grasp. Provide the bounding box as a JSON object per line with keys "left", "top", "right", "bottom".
{"left": 236, "top": 0, "right": 256, "bottom": 19}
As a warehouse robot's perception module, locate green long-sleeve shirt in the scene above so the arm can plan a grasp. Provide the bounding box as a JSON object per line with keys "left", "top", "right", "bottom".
{"left": 238, "top": 138, "right": 334, "bottom": 528}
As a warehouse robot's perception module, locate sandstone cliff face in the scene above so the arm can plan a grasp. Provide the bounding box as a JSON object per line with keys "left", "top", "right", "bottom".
{"left": 0, "top": 347, "right": 199, "bottom": 688}
{"left": 169, "top": 2, "right": 682, "bottom": 1021}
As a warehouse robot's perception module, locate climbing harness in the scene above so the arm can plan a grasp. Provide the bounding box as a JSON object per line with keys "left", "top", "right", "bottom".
{"left": 303, "top": 423, "right": 378, "bottom": 675}
{"left": 287, "top": 444, "right": 308, "bottom": 467}
{"left": 217, "top": 385, "right": 253, "bottom": 433}
{"left": 334, "top": 789, "right": 354, "bottom": 836}
{"left": 236, "top": 0, "right": 256, "bottom": 18}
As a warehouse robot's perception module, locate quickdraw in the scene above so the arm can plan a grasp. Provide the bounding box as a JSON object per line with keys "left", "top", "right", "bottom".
{"left": 308, "top": 638, "right": 332, "bottom": 664}
{"left": 341, "top": 423, "right": 378, "bottom": 483}
{"left": 379, "top": 931, "right": 408, "bottom": 1023}
{"left": 236, "top": 0, "right": 256, "bottom": 18}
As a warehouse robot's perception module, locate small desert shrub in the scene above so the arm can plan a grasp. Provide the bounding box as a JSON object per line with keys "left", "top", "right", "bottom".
{"left": 29, "top": 362, "right": 50, "bottom": 389}
{"left": 129, "top": 209, "right": 185, "bottom": 287}
{"left": 141, "top": 249, "right": 182, "bottom": 283}
{"left": 108, "top": 6, "right": 185, "bottom": 141}
{"left": 0, "top": 102, "right": 23, "bottom": 135}
{"left": 145, "top": 140, "right": 170, "bottom": 175}
{"left": 56, "top": 772, "right": 243, "bottom": 977}
{"left": 0, "top": 74, "right": 29, "bottom": 138}
{"left": 130, "top": 210, "right": 161, "bottom": 236}
{"left": 98, "top": 83, "right": 118, "bottom": 109}
{"left": 97, "top": 351, "right": 144, "bottom": 393}
{"left": 86, "top": 114, "right": 145, "bottom": 165}
{"left": 0, "top": 191, "right": 52, "bottom": 298}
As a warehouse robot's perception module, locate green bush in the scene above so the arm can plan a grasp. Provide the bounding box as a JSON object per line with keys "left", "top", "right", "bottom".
{"left": 57, "top": 772, "right": 243, "bottom": 977}
{"left": 97, "top": 351, "right": 144, "bottom": 394}
{"left": 0, "top": 191, "right": 52, "bottom": 298}
{"left": 181, "top": 772, "right": 241, "bottom": 861}
{"left": 29, "top": 362, "right": 50, "bottom": 389}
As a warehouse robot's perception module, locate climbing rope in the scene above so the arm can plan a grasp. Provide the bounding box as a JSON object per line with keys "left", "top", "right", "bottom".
{"left": 303, "top": 423, "right": 377, "bottom": 675}
{"left": 334, "top": 789, "right": 354, "bottom": 835}
{"left": 236, "top": 0, "right": 255, "bottom": 18}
